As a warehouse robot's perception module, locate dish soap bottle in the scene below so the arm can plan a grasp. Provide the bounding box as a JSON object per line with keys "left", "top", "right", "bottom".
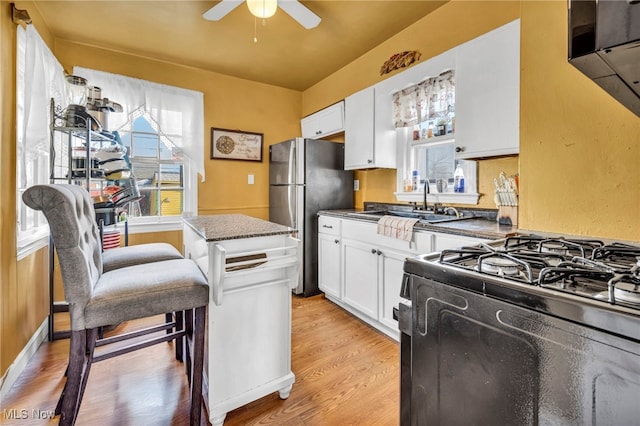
{"left": 453, "top": 163, "right": 465, "bottom": 193}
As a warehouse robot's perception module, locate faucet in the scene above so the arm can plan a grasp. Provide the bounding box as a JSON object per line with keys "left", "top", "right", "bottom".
{"left": 423, "top": 178, "right": 429, "bottom": 211}
{"left": 443, "top": 206, "right": 462, "bottom": 218}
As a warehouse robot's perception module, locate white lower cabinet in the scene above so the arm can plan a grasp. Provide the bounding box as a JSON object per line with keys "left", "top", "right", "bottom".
{"left": 379, "top": 248, "right": 408, "bottom": 331}
{"left": 318, "top": 233, "right": 342, "bottom": 299}
{"left": 318, "top": 214, "right": 489, "bottom": 341}
{"left": 342, "top": 238, "right": 380, "bottom": 319}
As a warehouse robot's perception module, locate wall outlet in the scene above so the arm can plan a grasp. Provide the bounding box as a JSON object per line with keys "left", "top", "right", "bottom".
{"left": 354, "top": 179, "right": 359, "bottom": 191}
{"left": 248, "top": 174, "right": 254, "bottom": 185}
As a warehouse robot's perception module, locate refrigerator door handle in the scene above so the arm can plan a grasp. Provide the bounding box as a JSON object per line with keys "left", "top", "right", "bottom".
{"left": 288, "top": 143, "right": 296, "bottom": 185}
{"left": 288, "top": 184, "right": 297, "bottom": 229}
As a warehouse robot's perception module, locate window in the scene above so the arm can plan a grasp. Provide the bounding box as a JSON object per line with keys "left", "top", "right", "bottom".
{"left": 16, "top": 25, "right": 66, "bottom": 257}
{"left": 72, "top": 67, "right": 205, "bottom": 229}
{"left": 117, "top": 115, "right": 185, "bottom": 220}
{"left": 414, "top": 141, "right": 456, "bottom": 191}
{"left": 392, "top": 69, "right": 478, "bottom": 204}
{"left": 395, "top": 128, "right": 478, "bottom": 204}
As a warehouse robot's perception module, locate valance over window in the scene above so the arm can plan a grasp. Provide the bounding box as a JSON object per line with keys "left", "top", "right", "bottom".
{"left": 73, "top": 67, "right": 205, "bottom": 181}
{"left": 392, "top": 70, "right": 455, "bottom": 128}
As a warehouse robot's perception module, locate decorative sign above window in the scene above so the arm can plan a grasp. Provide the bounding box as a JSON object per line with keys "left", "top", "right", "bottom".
{"left": 380, "top": 51, "right": 421, "bottom": 75}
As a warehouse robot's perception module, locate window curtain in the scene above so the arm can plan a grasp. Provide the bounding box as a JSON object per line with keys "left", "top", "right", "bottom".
{"left": 72, "top": 67, "right": 205, "bottom": 181}
{"left": 392, "top": 69, "right": 455, "bottom": 128}
{"left": 18, "top": 25, "right": 66, "bottom": 176}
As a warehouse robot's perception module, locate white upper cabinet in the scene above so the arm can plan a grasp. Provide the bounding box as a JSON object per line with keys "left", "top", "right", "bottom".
{"left": 455, "top": 19, "right": 520, "bottom": 159}
{"left": 301, "top": 101, "right": 345, "bottom": 139}
{"left": 344, "top": 86, "right": 396, "bottom": 170}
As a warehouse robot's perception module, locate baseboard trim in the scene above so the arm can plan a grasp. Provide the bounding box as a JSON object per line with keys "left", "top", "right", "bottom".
{"left": 0, "top": 318, "right": 48, "bottom": 403}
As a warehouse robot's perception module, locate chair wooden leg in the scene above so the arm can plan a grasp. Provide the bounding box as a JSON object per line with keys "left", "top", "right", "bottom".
{"left": 56, "top": 326, "right": 97, "bottom": 416}
{"left": 190, "top": 306, "right": 206, "bottom": 426}
{"left": 55, "top": 364, "right": 70, "bottom": 415}
{"left": 59, "top": 330, "right": 87, "bottom": 426}
{"left": 184, "top": 309, "right": 193, "bottom": 383}
{"left": 165, "top": 312, "right": 172, "bottom": 336}
{"left": 76, "top": 329, "right": 98, "bottom": 413}
{"left": 175, "top": 311, "right": 184, "bottom": 362}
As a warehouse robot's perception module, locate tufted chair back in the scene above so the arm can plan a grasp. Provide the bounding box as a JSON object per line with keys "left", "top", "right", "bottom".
{"left": 22, "top": 184, "right": 103, "bottom": 330}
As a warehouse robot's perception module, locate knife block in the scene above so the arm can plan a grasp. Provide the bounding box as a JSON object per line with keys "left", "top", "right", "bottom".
{"left": 497, "top": 205, "right": 518, "bottom": 227}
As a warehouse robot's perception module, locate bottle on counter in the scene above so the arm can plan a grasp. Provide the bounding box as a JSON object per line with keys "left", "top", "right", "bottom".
{"left": 453, "top": 163, "right": 465, "bottom": 193}
{"left": 412, "top": 170, "right": 420, "bottom": 192}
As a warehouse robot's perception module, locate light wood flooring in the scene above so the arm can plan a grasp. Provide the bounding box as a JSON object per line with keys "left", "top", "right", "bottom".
{"left": 2, "top": 295, "right": 400, "bottom": 425}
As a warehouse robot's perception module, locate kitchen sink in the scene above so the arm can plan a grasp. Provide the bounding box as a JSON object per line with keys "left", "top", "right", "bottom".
{"left": 347, "top": 210, "right": 468, "bottom": 223}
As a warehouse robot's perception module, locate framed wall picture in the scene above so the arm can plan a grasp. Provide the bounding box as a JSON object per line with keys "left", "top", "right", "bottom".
{"left": 210, "top": 127, "right": 263, "bottom": 162}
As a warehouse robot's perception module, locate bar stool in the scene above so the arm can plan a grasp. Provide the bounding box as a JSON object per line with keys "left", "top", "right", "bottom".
{"left": 23, "top": 184, "right": 208, "bottom": 426}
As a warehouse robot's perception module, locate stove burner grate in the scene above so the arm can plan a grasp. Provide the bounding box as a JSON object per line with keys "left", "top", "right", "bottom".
{"left": 538, "top": 261, "right": 615, "bottom": 286}
{"left": 504, "top": 236, "right": 604, "bottom": 258}
{"left": 608, "top": 274, "right": 640, "bottom": 306}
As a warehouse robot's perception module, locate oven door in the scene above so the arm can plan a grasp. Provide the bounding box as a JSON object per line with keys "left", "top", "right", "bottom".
{"left": 409, "top": 275, "right": 640, "bottom": 425}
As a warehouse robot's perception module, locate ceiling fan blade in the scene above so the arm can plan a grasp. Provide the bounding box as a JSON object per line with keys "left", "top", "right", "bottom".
{"left": 202, "top": 0, "right": 244, "bottom": 21}
{"left": 278, "top": 0, "right": 321, "bottom": 29}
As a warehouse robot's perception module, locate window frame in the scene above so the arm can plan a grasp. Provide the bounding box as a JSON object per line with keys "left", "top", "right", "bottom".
{"left": 116, "top": 117, "right": 189, "bottom": 228}
{"left": 394, "top": 127, "right": 479, "bottom": 205}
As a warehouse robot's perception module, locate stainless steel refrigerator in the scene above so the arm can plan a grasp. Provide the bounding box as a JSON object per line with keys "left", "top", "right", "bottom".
{"left": 269, "top": 138, "right": 354, "bottom": 296}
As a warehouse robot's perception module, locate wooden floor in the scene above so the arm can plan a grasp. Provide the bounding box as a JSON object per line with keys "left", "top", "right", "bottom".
{"left": 2, "top": 295, "right": 400, "bottom": 425}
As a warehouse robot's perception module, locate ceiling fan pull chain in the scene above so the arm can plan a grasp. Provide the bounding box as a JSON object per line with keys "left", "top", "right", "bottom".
{"left": 254, "top": 16, "right": 258, "bottom": 43}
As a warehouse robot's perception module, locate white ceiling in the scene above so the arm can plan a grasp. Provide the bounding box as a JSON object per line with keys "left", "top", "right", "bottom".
{"left": 31, "top": 0, "right": 447, "bottom": 91}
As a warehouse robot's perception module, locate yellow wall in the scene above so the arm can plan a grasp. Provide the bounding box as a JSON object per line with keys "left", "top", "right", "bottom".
{"left": 519, "top": 1, "right": 639, "bottom": 238}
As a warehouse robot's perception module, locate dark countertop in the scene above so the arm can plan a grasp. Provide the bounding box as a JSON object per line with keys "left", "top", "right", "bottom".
{"left": 318, "top": 209, "right": 519, "bottom": 240}
{"left": 183, "top": 214, "right": 294, "bottom": 242}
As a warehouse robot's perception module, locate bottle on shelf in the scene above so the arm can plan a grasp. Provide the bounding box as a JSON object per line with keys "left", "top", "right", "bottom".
{"left": 453, "top": 163, "right": 465, "bottom": 193}
{"left": 412, "top": 170, "right": 420, "bottom": 192}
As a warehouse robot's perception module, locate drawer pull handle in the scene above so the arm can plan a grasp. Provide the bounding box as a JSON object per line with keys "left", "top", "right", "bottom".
{"left": 322, "top": 224, "right": 333, "bottom": 229}
{"left": 334, "top": 239, "right": 339, "bottom": 244}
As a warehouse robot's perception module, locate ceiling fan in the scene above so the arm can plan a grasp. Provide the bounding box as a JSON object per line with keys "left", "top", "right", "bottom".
{"left": 203, "top": 0, "right": 321, "bottom": 29}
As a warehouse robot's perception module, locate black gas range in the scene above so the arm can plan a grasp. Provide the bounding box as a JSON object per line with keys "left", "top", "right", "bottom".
{"left": 399, "top": 236, "right": 640, "bottom": 425}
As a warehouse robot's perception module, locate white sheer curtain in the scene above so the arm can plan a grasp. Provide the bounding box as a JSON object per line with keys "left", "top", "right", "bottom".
{"left": 18, "top": 25, "right": 66, "bottom": 178}
{"left": 73, "top": 67, "right": 205, "bottom": 181}
{"left": 17, "top": 24, "right": 67, "bottom": 243}
{"left": 392, "top": 69, "right": 455, "bottom": 129}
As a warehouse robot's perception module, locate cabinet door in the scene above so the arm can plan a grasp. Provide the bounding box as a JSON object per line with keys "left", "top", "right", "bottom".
{"left": 301, "top": 102, "right": 344, "bottom": 139}
{"left": 342, "top": 238, "right": 379, "bottom": 319}
{"left": 455, "top": 20, "right": 520, "bottom": 159}
{"left": 318, "top": 233, "right": 342, "bottom": 299}
{"left": 301, "top": 114, "right": 320, "bottom": 139}
{"left": 344, "top": 87, "right": 375, "bottom": 169}
{"left": 379, "top": 248, "right": 408, "bottom": 331}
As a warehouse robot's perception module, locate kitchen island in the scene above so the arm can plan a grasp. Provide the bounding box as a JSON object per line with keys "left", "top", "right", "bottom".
{"left": 183, "top": 214, "right": 299, "bottom": 426}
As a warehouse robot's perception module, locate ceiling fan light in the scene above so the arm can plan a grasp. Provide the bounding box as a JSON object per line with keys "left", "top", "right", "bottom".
{"left": 247, "top": 0, "right": 277, "bottom": 19}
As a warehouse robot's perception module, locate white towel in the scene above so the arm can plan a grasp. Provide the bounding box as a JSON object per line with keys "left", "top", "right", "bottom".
{"left": 376, "top": 215, "right": 418, "bottom": 242}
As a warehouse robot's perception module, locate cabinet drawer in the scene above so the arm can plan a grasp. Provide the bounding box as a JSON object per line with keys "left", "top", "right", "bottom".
{"left": 318, "top": 215, "right": 341, "bottom": 236}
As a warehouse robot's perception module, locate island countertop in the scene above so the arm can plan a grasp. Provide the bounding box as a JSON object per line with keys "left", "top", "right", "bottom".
{"left": 183, "top": 214, "right": 295, "bottom": 242}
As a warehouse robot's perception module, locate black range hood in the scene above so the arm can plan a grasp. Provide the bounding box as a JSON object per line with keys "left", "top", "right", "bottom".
{"left": 568, "top": 0, "right": 640, "bottom": 116}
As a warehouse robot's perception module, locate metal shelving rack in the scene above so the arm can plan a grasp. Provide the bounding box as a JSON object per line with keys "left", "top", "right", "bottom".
{"left": 48, "top": 99, "right": 121, "bottom": 340}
